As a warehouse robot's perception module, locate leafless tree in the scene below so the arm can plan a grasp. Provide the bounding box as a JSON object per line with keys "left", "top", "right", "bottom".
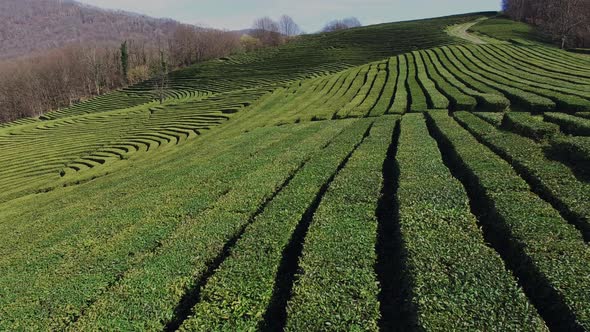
{"left": 168, "top": 24, "right": 241, "bottom": 67}
{"left": 503, "top": 0, "right": 589, "bottom": 48}
{"left": 0, "top": 0, "right": 180, "bottom": 60}
{"left": 322, "top": 17, "right": 362, "bottom": 32}
{"left": 0, "top": 1, "right": 301, "bottom": 123}
{"left": 169, "top": 25, "right": 197, "bottom": 66}
{"left": 83, "top": 47, "right": 102, "bottom": 95}
{"left": 252, "top": 17, "right": 282, "bottom": 46}
{"left": 544, "top": 0, "right": 589, "bottom": 48}
{"left": 279, "top": 15, "right": 301, "bottom": 37}
{"left": 342, "top": 17, "right": 362, "bottom": 28}
{"left": 0, "top": 21, "right": 246, "bottom": 123}
{"left": 502, "top": 0, "right": 530, "bottom": 21}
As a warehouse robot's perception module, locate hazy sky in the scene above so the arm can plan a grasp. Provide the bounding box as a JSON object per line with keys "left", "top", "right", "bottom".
{"left": 81, "top": 0, "right": 502, "bottom": 32}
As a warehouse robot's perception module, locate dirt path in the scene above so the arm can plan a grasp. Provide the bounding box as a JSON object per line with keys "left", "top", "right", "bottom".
{"left": 446, "top": 17, "right": 490, "bottom": 44}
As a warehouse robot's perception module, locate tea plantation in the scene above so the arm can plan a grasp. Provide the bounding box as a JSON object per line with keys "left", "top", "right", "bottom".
{"left": 0, "top": 13, "right": 589, "bottom": 331}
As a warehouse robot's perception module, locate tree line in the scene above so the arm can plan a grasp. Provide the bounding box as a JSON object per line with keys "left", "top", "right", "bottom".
{"left": 0, "top": 15, "right": 361, "bottom": 123}
{"left": 502, "top": 0, "right": 590, "bottom": 48}
{"left": 249, "top": 15, "right": 362, "bottom": 46}
{"left": 0, "top": 27, "right": 245, "bottom": 122}
{"left": 0, "top": 31, "right": 239, "bottom": 122}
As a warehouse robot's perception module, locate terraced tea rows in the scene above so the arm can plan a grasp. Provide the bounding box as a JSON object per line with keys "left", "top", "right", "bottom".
{"left": 0, "top": 13, "right": 488, "bottom": 125}
{"left": 2, "top": 108, "right": 589, "bottom": 330}
{"left": 0, "top": 13, "right": 495, "bottom": 202}
{"left": 1, "top": 14, "right": 589, "bottom": 332}
{"left": 0, "top": 119, "right": 366, "bottom": 330}
{"left": 245, "top": 43, "right": 590, "bottom": 127}
{"left": 428, "top": 111, "right": 589, "bottom": 331}
{"left": 0, "top": 88, "right": 268, "bottom": 203}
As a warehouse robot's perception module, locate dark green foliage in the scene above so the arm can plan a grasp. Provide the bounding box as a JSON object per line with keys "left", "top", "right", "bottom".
{"left": 418, "top": 50, "right": 476, "bottom": 111}
{"left": 444, "top": 46, "right": 556, "bottom": 111}
{"left": 545, "top": 112, "right": 590, "bottom": 136}
{"left": 395, "top": 113, "right": 545, "bottom": 331}
{"left": 431, "top": 111, "right": 590, "bottom": 331}
{"left": 406, "top": 53, "right": 429, "bottom": 112}
{"left": 473, "top": 112, "right": 504, "bottom": 126}
{"left": 501, "top": 112, "right": 560, "bottom": 141}
{"left": 458, "top": 46, "right": 590, "bottom": 111}
{"left": 178, "top": 119, "right": 377, "bottom": 331}
{"left": 389, "top": 55, "right": 409, "bottom": 114}
{"left": 548, "top": 136, "right": 590, "bottom": 165}
{"left": 430, "top": 47, "right": 510, "bottom": 111}
{"left": 455, "top": 111, "right": 590, "bottom": 243}
{"left": 369, "top": 57, "right": 397, "bottom": 116}
{"left": 412, "top": 51, "right": 449, "bottom": 109}
{"left": 509, "top": 46, "right": 590, "bottom": 80}
{"left": 120, "top": 41, "right": 129, "bottom": 83}
{"left": 67, "top": 122, "right": 351, "bottom": 331}
{"left": 347, "top": 64, "right": 386, "bottom": 118}
{"left": 0, "top": 88, "right": 269, "bottom": 203}
{"left": 285, "top": 117, "right": 397, "bottom": 331}
{"left": 333, "top": 65, "right": 374, "bottom": 119}
{"left": 480, "top": 45, "right": 590, "bottom": 86}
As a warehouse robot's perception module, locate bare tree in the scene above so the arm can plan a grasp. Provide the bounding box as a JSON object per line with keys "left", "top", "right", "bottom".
{"left": 322, "top": 17, "right": 362, "bottom": 32}
{"left": 342, "top": 17, "right": 362, "bottom": 28}
{"left": 169, "top": 25, "right": 196, "bottom": 66}
{"left": 0, "top": 24, "right": 244, "bottom": 123}
{"left": 84, "top": 46, "right": 102, "bottom": 95}
{"left": 544, "top": 0, "right": 589, "bottom": 48}
{"left": 323, "top": 20, "right": 347, "bottom": 32}
{"left": 168, "top": 25, "right": 241, "bottom": 67}
{"left": 0, "top": 0, "right": 182, "bottom": 60}
{"left": 252, "top": 17, "right": 282, "bottom": 46}
{"left": 503, "top": 0, "right": 529, "bottom": 21}
{"left": 279, "top": 15, "right": 301, "bottom": 37}
{"left": 503, "top": 0, "right": 589, "bottom": 48}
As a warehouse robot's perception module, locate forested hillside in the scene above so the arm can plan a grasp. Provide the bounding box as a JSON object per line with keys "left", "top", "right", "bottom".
{"left": 502, "top": 0, "right": 590, "bottom": 48}
{"left": 0, "top": 0, "right": 243, "bottom": 123}
{"left": 0, "top": 0, "right": 180, "bottom": 59}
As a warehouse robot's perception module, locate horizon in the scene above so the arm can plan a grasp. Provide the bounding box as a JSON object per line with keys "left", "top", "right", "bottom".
{"left": 79, "top": 0, "right": 502, "bottom": 32}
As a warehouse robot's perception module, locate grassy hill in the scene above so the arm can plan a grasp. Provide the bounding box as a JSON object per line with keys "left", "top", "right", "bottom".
{"left": 1, "top": 12, "right": 590, "bottom": 331}
{"left": 0, "top": 12, "right": 490, "bottom": 203}
{"left": 467, "top": 16, "right": 549, "bottom": 44}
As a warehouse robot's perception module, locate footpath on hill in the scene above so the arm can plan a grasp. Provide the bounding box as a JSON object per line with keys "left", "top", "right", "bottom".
{"left": 446, "top": 17, "right": 500, "bottom": 44}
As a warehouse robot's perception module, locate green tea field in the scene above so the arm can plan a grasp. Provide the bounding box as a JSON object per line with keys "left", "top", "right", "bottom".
{"left": 0, "top": 13, "right": 589, "bottom": 331}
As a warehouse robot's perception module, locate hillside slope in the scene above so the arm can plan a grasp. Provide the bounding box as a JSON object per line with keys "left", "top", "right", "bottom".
{"left": 0, "top": 0, "right": 180, "bottom": 59}
{"left": 1, "top": 14, "right": 589, "bottom": 331}
{"left": 30, "top": 12, "right": 491, "bottom": 122}
{"left": 0, "top": 13, "right": 491, "bottom": 204}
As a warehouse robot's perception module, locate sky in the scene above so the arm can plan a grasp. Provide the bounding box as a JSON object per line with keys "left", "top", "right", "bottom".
{"left": 80, "top": 0, "right": 502, "bottom": 32}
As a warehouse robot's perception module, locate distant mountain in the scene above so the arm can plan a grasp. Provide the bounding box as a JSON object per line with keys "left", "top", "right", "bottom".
{"left": 0, "top": 0, "right": 183, "bottom": 59}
